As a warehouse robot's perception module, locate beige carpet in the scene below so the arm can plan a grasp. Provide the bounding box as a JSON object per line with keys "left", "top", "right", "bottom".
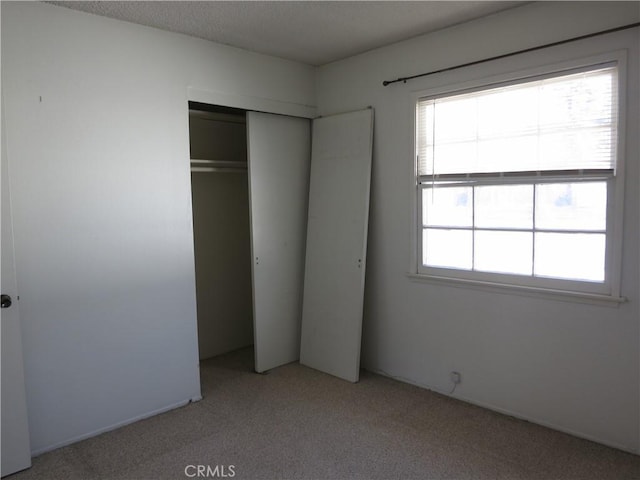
{"left": 10, "top": 347, "right": 640, "bottom": 479}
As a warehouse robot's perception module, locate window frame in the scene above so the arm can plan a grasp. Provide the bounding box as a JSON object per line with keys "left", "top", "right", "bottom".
{"left": 410, "top": 51, "right": 627, "bottom": 301}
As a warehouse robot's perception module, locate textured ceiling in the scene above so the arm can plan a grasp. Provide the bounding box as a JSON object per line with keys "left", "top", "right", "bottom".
{"left": 48, "top": 1, "right": 525, "bottom": 66}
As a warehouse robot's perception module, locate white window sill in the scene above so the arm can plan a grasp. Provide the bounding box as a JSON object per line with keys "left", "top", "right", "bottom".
{"left": 407, "top": 273, "right": 627, "bottom": 307}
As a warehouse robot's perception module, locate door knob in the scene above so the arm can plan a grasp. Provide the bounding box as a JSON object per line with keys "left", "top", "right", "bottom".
{"left": 1, "top": 294, "right": 12, "bottom": 309}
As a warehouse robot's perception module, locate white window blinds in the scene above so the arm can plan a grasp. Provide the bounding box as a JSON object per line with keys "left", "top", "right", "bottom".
{"left": 416, "top": 64, "right": 618, "bottom": 178}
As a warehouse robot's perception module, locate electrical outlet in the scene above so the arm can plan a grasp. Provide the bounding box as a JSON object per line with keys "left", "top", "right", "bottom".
{"left": 450, "top": 371, "right": 461, "bottom": 384}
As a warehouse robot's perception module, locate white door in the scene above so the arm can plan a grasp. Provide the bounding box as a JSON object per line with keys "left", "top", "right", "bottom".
{"left": 247, "top": 112, "right": 311, "bottom": 373}
{"left": 1, "top": 101, "right": 32, "bottom": 477}
{"left": 300, "top": 109, "right": 374, "bottom": 383}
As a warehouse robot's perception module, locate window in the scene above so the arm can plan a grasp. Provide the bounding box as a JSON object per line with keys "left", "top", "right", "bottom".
{"left": 415, "top": 63, "right": 621, "bottom": 295}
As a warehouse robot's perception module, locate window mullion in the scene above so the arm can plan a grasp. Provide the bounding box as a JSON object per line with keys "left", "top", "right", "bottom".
{"left": 532, "top": 183, "right": 537, "bottom": 278}
{"left": 471, "top": 186, "right": 476, "bottom": 272}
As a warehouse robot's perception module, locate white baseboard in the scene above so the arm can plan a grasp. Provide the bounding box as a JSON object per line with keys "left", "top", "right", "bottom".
{"left": 31, "top": 396, "right": 198, "bottom": 456}
{"left": 369, "top": 367, "right": 639, "bottom": 456}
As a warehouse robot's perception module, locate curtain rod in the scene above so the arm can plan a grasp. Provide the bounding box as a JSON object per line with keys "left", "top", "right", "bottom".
{"left": 382, "top": 22, "right": 640, "bottom": 87}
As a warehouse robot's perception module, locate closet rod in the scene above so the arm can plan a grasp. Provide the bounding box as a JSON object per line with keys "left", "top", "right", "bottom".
{"left": 191, "top": 167, "right": 247, "bottom": 174}
{"left": 382, "top": 22, "right": 640, "bottom": 87}
{"left": 190, "top": 159, "right": 247, "bottom": 173}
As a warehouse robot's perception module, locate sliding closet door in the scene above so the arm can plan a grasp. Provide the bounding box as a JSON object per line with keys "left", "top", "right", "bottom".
{"left": 247, "top": 112, "right": 311, "bottom": 373}
{"left": 300, "top": 108, "right": 374, "bottom": 383}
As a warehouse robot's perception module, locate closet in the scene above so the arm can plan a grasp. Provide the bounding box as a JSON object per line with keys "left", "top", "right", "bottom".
{"left": 187, "top": 101, "right": 373, "bottom": 383}
{"left": 189, "top": 103, "right": 253, "bottom": 360}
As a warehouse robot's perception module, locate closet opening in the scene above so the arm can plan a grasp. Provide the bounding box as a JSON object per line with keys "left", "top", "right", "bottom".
{"left": 188, "top": 101, "right": 254, "bottom": 367}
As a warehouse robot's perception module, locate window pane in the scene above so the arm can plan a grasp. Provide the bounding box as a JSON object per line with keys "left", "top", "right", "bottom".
{"left": 475, "top": 185, "right": 533, "bottom": 229}
{"left": 423, "top": 229, "right": 472, "bottom": 270}
{"left": 423, "top": 187, "right": 472, "bottom": 227}
{"left": 536, "top": 182, "right": 607, "bottom": 231}
{"left": 474, "top": 231, "right": 533, "bottom": 275}
{"left": 534, "top": 233, "right": 605, "bottom": 282}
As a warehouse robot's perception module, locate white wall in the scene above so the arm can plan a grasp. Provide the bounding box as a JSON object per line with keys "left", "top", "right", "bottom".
{"left": 317, "top": 2, "right": 640, "bottom": 453}
{"left": 1, "top": 1, "right": 314, "bottom": 454}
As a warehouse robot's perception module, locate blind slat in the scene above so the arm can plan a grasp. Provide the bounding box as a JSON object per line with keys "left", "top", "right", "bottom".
{"left": 417, "top": 65, "right": 618, "bottom": 177}
{"left": 418, "top": 168, "right": 614, "bottom": 187}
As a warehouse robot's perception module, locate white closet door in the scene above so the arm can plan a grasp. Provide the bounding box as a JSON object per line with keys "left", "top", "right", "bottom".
{"left": 1, "top": 101, "right": 32, "bottom": 476}
{"left": 247, "top": 112, "right": 311, "bottom": 373}
{"left": 300, "top": 108, "right": 374, "bottom": 383}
